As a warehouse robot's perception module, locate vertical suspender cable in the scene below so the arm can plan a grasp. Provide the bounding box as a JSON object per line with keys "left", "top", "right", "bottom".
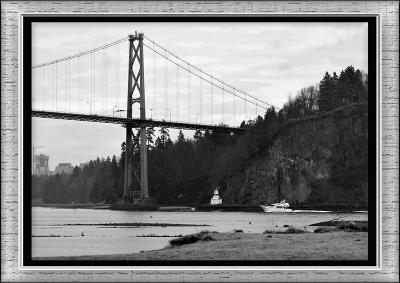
{"left": 78, "top": 57, "right": 80, "bottom": 113}
{"left": 210, "top": 76, "right": 213, "bottom": 124}
{"left": 64, "top": 61, "right": 67, "bottom": 111}
{"left": 68, "top": 60, "right": 71, "bottom": 112}
{"left": 176, "top": 64, "right": 179, "bottom": 122}
{"left": 153, "top": 43, "right": 156, "bottom": 119}
{"left": 103, "top": 48, "right": 105, "bottom": 114}
{"left": 233, "top": 93, "right": 236, "bottom": 127}
{"left": 90, "top": 53, "right": 93, "bottom": 114}
{"left": 187, "top": 64, "right": 190, "bottom": 122}
{"left": 42, "top": 66, "right": 45, "bottom": 110}
{"left": 55, "top": 62, "right": 58, "bottom": 111}
{"left": 115, "top": 43, "right": 117, "bottom": 111}
{"left": 164, "top": 49, "right": 167, "bottom": 120}
{"left": 256, "top": 103, "right": 258, "bottom": 118}
{"left": 103, "top": 48, "right": 106, "bottom": 115}
{"left": 189, "top": 65, "right": 191, "bottom": 122}
{"left": 200, "top": 76, "right": 202, "bottom": 123}
{"left": 116, "top": 42, "right": 119, "bottom": 109}
{"left": 33, "top": 69, "right": 37, "bottom": 109}
{"left": 94, "top": 52, "right": 96, "bottom": 114}
{"left": 105, "top": 45, "right": 108, "bottom": 115}
{"left": 244, "top": 98, "right": 247, "bottom": 122}
{"left": 221, "top": 85, "right": 224, "bottom": 124}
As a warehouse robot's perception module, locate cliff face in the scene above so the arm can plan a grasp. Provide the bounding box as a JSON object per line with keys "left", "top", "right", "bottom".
{"left": 223, "top": 103, "right": 369, "bottom": 209}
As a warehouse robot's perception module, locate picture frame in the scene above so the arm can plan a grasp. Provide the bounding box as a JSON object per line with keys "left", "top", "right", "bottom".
{"left": 1, "top": 1, "right": 398, "bottom": 282}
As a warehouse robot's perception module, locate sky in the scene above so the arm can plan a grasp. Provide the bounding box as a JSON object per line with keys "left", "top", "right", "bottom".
{"left": 31, "top": 21, "right": 368, "bottom": 170}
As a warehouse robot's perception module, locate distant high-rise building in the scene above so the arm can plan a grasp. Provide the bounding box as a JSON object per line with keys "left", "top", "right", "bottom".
{"left": 32, "top": 154, "right": 49, "bottom": 176}
{"left": 55, "top": 163, "right": 73, "bottom": 175}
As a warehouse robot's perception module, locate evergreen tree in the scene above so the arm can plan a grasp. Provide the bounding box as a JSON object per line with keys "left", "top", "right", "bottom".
{"left": 318, "top": 72, "right": 333, "bottom": 111}
{"left": 177, "top": 130, "right": 185, "bottom": 143}
{"left": 193, "top": 129, "right": 203, "bottom": 141}
{"left": 146, "top": 126, "right": 155, "bottom": 150}
{"left": 331, "top": 72, "right": 339, "bottom": 107}
{"left": 158, "top": 126, "right": 172, "bottom": 150}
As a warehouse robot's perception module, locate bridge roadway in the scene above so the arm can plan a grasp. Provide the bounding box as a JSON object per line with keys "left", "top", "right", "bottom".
{"left": 32, "top": 110, "right": 245, "bottom": 134}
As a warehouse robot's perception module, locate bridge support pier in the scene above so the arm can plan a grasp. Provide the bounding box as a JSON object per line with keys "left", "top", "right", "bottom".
{"left": 139, "top": 32, "right": 149, "bottom": 199}
{"left": 123, "top": 32, "right": 150, "bottom": 204}
{"left": 123, "top": 126, "right": 133, "bottom": 201}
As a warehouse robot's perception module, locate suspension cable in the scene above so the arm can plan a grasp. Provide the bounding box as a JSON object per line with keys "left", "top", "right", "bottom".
{"left": 143, "top": 35, "right": 276, "bottom": 109}
{"left": 143, "top": 43, "right": 268, "bottom": 110}
{"left": 32, "top": 36, "right": 129, "bottom": 69}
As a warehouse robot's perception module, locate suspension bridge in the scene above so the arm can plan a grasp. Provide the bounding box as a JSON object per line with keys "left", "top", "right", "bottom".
{"left": 31, "top": 31, "right": 274, "bottom": 206}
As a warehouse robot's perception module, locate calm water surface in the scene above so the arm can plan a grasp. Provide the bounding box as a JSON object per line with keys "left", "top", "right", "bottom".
{"left": 32, "top": 207, "right": 368, "bottom": 257}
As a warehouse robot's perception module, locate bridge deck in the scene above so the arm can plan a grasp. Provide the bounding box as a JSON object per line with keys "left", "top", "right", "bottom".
{"left": 31, "top": 110, "right": 245, "bottom": 133}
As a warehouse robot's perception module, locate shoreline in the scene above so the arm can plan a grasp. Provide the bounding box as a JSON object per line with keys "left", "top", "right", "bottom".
{"left": 32, "top": 203, "right": 368, "bottom": 213}
{"left": 34, "top": 230, "right": 368, "bottom": 261}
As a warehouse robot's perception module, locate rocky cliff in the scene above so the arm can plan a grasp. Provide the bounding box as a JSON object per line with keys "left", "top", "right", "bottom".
{"left": 223, "top": 103, "right": 369, "bottom": 209}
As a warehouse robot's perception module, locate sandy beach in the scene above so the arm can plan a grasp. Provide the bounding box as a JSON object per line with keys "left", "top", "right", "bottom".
{"left": 35, "top": 230, "right": 368, "bottom": 261}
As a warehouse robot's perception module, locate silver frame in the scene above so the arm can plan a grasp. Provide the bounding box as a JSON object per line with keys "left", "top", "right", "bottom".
{"left": 1, "top": 1, "right": 398, "bottom": 282}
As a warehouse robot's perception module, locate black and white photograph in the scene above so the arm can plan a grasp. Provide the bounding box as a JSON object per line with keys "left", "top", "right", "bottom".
{"left": 0, "top": 0, "right": 398, "bottom": 281}
{"left": 25, "top": 16, "right": 377, "bottom": 265}
{"left": 2, "top": 0, "right": 400, "bottom": 281}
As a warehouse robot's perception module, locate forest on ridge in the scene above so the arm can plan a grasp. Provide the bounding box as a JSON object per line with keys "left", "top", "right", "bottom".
{"left": 32, "top": 66, "right": 369, "bottom": 205}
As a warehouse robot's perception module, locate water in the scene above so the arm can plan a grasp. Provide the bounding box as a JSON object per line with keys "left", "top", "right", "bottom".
{"left": 32, "top": 207, "right": 368, "bottom": 257}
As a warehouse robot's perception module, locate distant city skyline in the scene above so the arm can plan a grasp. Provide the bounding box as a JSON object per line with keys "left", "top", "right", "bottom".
{"left": 32, "top": 153, "right": 117, "bottom": 172}
{"left": 32, "top": 21, "right": 368, "bottom": 170}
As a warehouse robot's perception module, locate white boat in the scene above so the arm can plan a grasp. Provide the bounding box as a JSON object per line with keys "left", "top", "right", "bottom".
{"left": 260, "top": 199, "right": 293, "bottom": 212}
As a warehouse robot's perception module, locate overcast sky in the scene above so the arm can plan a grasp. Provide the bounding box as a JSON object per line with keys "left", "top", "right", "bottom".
{"left": 31, "top": 21, "right": 368, "bottom": 170}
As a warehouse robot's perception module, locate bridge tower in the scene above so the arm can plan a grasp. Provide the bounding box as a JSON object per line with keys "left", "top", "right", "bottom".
{"left": 123, "top": 32, "right": 149, "bottom": 203}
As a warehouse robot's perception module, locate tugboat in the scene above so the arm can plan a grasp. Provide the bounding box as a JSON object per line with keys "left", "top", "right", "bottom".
{"left": 260, "top": 199, "right": 294, "bottom": 212}
{"left": 210, "top": 186, "right": 222, "bottom": 205}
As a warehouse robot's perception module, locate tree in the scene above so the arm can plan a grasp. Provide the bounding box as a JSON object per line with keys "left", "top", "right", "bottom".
{"left": 177, "top": 130, "right": 185, "bottom": 143}
{"left": 336, "top": 66, "right": 366, "bottom": 105}
{"left": 318, "top": 72, "right": 333, "bottom": 111}
{"left": 194, "top": 130, "right": 203, "bottom": 142}
{"left": 156, "top": 126, "right": 172, "bottom": 151}
{"left": 331, "top": 72, "right": 339, "bottom": 107}
{"left": 146, "top": 126, "right": 155, "bottom": 150}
